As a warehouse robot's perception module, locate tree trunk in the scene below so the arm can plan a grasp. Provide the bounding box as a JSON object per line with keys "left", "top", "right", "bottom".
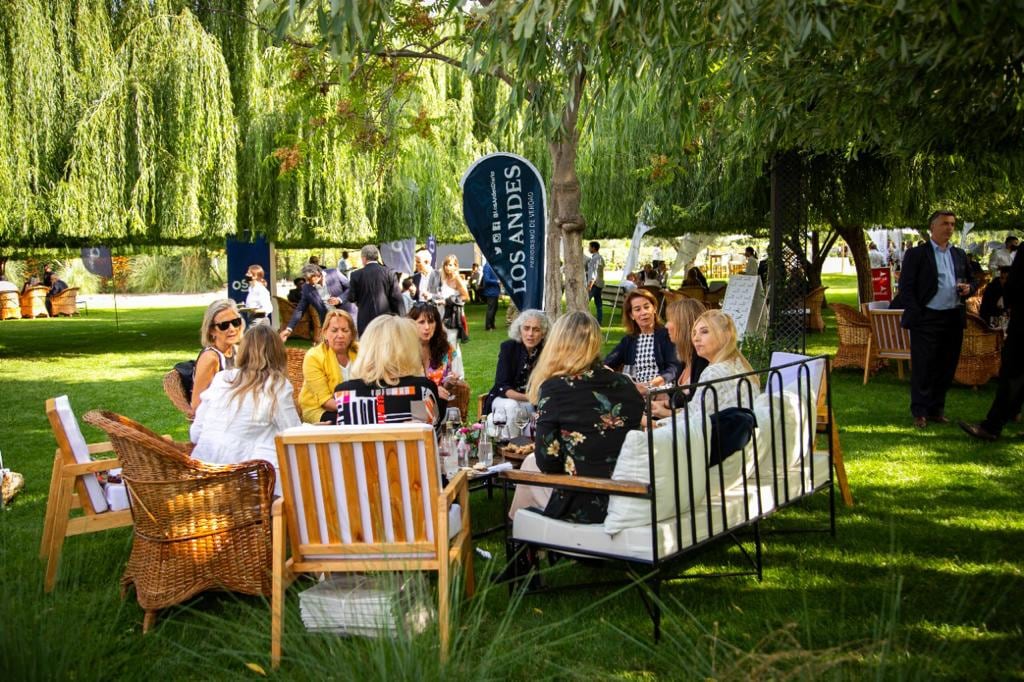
{"left": 543, "top": 66, "right": 587, "bottom": 317}
{"left": 835, "top": 223, "right": 873, "bottom": 304}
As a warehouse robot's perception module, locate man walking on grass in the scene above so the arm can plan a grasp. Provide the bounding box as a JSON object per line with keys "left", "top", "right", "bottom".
{"left": 587, "top": 241, "right": 605, "bottom": 324}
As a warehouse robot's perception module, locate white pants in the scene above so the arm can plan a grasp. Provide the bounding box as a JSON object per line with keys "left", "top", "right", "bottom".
{"left": 507, "top": 454, "right": 552, "bottom": 520}
{"left": 486, "top": 397, "right": 534, "bottom": 440}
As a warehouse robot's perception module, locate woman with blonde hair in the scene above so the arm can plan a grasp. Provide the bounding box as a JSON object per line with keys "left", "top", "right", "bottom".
{"left": 191, "top": 299, "right": 245, "bottom": 416}
{"left": 690, "top": 309, "right": 759, "bottom": 413}
{"left": 650, "top": 298, "right": 708, "bottom": 418}
{"left": 425, "top": 254, "right": 469, "bottom": 302}
{"left": 334, "top": 315, "right": 445, "bottom": 428}
{"left": 190, "top": 324, "right": 301, "bottom": 495}
{"left": 298, "top": 309, "right": 359, "bottom": 423}
{"left": 604, "top": 288, "right": 680, "bottom": 396}
{"left": 509, "top": 312, "right": 644, "bottom": 524}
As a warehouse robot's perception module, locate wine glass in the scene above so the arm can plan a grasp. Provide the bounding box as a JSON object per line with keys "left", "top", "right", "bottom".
{"left": 492, "top": 407, "right": 508, "bottom": 441}
{"left": 445, "top": 407, "right": 462, "bottom": 429}
{"left": 512, "top": 407, "right": 530, "bottom": 439}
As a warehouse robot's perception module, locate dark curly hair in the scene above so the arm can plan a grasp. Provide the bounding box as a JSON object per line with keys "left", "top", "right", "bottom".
{"left": 408, "top": 302, "right": 449, "bottom": 369}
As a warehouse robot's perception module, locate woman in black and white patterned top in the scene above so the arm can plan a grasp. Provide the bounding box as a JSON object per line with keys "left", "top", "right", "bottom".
{"left": 604, "top": 288, "right": 680, "bottom": 397}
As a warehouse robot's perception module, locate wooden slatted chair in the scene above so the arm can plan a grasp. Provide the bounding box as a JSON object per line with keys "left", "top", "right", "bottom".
{"left": 954, "top": 313, "right": 1002, "bottom": 387}
{"left": 863, "top": 308, "right": 912, "bottom": 384}
{"left": 271, "top": 423, "right": 474, "bottom": 668}
{"left": 83, "top": 410, "right": 275, "bottom": 632}
{"left": 162, "top": 370, "right": 194, "bottom": 419}
{"left": 49, "top": 287, "right": 80, "bottom": 316}
{"left": 40, "top": 396, "right": 133, "bottom": 592}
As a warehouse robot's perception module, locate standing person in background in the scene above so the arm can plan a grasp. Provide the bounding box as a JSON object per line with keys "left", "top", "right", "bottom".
{"left": 743, "top": 247, "right": 758, "bottom": 275}
{"left": 337, "top": 251, "right": 351, "bottom": 275}
{"left": 896, "top": 211, "right": 976, "bottom": 428}
{"left": 345, "top": 244, "right": 403, "bottom": 334}
{"left": 988, "top": 235, "right": 1019, "bottom": 275}
{"left": 586, "top": 241, "right": 606, "bottom": 324}
{"left": 868, "top": 243, "right": 887, "bottom": 268}
{"left": 481, "top": 262, "right": 501, "bottom": 331}
{"left": 243, "top": 264, "right": 273, "bottom": 325}
{"left": 960, "top": 247, "right": 1024, "bottom": 441}
{"left": 468, "top": 262, "right": 483, "bottom": 304}
{"left": 412, "top": 248, "right": 433, "bottom": 302}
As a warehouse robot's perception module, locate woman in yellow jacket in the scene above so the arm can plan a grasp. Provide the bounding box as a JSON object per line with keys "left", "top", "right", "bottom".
{"left": 298, "top": 309, "right": 358, "bottom": 423}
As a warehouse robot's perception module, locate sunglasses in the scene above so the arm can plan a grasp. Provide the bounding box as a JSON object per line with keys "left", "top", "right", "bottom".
{"left": 213, "top": 317, "right": 243, "bottom": 331}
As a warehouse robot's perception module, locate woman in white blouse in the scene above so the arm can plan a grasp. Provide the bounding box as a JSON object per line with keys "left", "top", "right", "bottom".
{"left": 243, "top": 264, "right": 274, "bottom": 323}
{"left": 190, "top": 323, "right": 301, "bottom": 495}
{"left": 690, "top": 309, "right": 760, "bottom": 413}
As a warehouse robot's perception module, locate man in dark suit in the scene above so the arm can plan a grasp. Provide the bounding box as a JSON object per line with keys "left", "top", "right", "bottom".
{"left": 896, "top": 211, "right": 976, "bottom": 428}
{"left": 959, "top": 248, "right": 1024, "bottom": 440}
{"left": 346, "top": 244, "right": 403, "bottom": 334}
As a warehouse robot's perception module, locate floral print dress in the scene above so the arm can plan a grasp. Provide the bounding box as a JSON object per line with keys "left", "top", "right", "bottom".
{"left": 533, "top": 366, "right": 644, "bottom": 523}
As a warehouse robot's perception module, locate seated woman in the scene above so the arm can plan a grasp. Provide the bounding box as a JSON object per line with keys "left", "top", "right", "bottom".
{"left": 688, "top": 309, "right": 760, "bottom": 413}
{"left": 509, "top": 312, "right": 644, "bottom": 523}
{"left": 334, "top": 315, "right": 446, "bottom": 428}
{"left": 298, "top": 310, "right": 358, "bottom": 424}
{"left": 682, "top": 266, "right": 709, "bottom": 291}
{"left": 650, "top": 298, "right": 708, "bottom": 419}
{"left": 191, "top": 299, "right": 245, "bottom": 417}
{"left": 604, "top": 288, "right": 681, "bottom": 396}
{"left": 243, "top": 264, "right": 273, "bottom": 325}
{"left": 408, "top": 302, "right": 464, "bottom": 403}
{"left": 280, "top": 263, "right": 338, "bottom": 341}
{"left": 190, "top": 324, "right": 301, "bottom": 496}
{"left": 483, "top": 309, "right": 548, "bottom": 438}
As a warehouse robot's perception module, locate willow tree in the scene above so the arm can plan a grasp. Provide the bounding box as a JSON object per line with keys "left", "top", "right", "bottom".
{"left": 259, "top": 1, "right": 712, "bottom": 315}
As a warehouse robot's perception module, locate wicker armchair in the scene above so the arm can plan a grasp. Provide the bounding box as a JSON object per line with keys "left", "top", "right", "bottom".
{"left": 1, "top": 290, "right": 21, "bottom": 319}
{"left": 20, "top": 285, "right": 49, "bottom": 318}
{"left": 50, "top": 287, "right": 80, "bottom": 316}
{"left": 954, "top": 314, "right": 1002, "bottom": 387}
{"left": 805, "top": 286, "right": 828, "bottom": 332}
{"left": 830, "top": 303, "right": 883, "bottom": 375}
{"left": 82, "top": 410, "right": 275, "bottom": 632}
{"left": 274, "top": 296, "right": 321, "bottom": 341}
{"left": 162, "top": 370, "right": 194, "bottom": 420}
{"left": 284, "top": 347, "right": 306, "bottom": 411}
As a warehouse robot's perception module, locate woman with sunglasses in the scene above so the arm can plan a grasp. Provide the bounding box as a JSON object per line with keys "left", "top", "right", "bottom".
{"left": 408, "top": 301, "right": 464, "bottom": 402}
{"left": 191, "top": 299, "right": 245, "bottom": 416}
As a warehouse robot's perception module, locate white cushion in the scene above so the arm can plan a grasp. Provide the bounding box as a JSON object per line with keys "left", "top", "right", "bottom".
{"left": 54, "top": 395, "right": 108, "bottom": 513}
{"left": 604, "top": 418, "right": 709, "bottom": 535}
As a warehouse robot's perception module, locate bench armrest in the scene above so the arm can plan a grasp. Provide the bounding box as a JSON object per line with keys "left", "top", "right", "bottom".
{"left": 499, "top": 470, "right": 649, "bottom": 498}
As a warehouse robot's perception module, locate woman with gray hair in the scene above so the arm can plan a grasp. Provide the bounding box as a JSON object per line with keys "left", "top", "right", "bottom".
{"left": 191, "top": 299, "right": 245, "bottom": 417}
{"left": 280, "top": 263, "right": 340, "bottom": 341}
{"left": 483, "top": 309, "right": 549, "bottom": 438}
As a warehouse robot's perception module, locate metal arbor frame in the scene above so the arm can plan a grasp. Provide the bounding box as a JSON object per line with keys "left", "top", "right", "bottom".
{"left": 768, "top": 151, "right": 810, "bottom": 354}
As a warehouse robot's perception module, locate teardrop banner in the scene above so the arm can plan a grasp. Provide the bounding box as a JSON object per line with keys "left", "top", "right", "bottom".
{"left": 460, "top": 152, "right": 546, "bottom": 310}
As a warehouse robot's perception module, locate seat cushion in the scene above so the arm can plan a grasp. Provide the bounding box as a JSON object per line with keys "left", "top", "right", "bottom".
{"left": 55, "top": 395, "right": 108, "bottom": 513}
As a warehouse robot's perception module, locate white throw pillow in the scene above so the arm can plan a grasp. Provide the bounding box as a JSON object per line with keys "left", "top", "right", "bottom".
{"left": 54, "top": 395, "right": 109, "bottom": 513}
{"left": 604, "top": 414, "right": 709, "bottom": 534}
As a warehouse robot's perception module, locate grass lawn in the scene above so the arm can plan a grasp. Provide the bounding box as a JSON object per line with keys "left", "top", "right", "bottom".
{"left": 1, "top": 274, "right": 1022, "bottom": 679}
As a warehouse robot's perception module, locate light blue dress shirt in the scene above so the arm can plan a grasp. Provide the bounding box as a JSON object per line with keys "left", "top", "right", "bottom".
{"left": 925, "top": 240, "right": 959, "bottom": 310}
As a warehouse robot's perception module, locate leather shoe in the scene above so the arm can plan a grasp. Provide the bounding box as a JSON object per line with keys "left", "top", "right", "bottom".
{"left": 929, "top": 415, "right": 950, "bottom": 424}
{"left": 958, "top": 420, "right": 998, "bottom": 441}
{"left": 913, "top": 416, "right": 928, "bottom": 428}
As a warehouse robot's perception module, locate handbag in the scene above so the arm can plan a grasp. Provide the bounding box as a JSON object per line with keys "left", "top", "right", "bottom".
{"left": 707, "top": 407, "right": 757, "bottom": 467}
{"left": 174, "top": 360, "right": 197, "bottom": 402}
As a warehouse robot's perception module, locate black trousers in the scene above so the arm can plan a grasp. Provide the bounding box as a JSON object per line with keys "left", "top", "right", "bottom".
{"left": 589, "top": 285, "right": 603, "bottom": 324}
{"left": 981, "top": 326, "right": 1024, "bottom": 435}
{"left": 484, "top": 295, "right": 499, "bottom": 330}
{"left": 908, "top": 308, "right": 964, "bottom": 418}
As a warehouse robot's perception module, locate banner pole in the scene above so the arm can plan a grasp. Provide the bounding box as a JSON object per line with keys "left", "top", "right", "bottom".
{"left": 113, "top": 291, "right": 119, "bottom": 332}
{"left": 604, "top": 285, "right": 622, "bottom": 342}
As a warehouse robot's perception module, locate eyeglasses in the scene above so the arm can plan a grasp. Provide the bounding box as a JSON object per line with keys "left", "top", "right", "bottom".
{"left": 214, "top": 317, "right": 243, "bottom": 331}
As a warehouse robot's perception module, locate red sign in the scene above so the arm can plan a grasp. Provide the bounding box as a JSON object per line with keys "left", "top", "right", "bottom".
{"left": 871, "top": 267, "right": 892, "bottom": 301}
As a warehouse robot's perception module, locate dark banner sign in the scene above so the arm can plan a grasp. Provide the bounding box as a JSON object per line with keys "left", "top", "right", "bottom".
{"left": 80, "top": 246, "right": 113, "bottom": 279}
{"left": 226, "top": 236, "right": 272, "bottom": 305}
{"left": 460, "top": 152, "right": 545, "bottom": 310}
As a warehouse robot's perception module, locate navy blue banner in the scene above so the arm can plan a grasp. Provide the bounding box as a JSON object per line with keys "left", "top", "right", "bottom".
{"left": 226, "top": 236, "right": 272, "bottom": 305}
{"left": 460, "top": 153, "right": 545, "bottom": 310}
{"left": 80, "top": 246, "right": 113, "bottom": 279}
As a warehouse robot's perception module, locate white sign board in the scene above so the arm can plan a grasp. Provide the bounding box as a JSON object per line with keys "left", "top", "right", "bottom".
{"left": 720, "top": 274, "right": 766, "bottom": 340}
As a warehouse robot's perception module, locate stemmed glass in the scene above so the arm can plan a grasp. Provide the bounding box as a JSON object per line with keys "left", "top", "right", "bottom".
{"left": 512, "top": 407, "right": 530, "bottom": 439}
{"left": 491, "top": 406, "right": 508, "bottom": 441}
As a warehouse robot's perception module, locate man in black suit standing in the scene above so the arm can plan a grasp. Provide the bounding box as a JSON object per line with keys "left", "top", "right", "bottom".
{"left": 896, "top": 211, "right": 976, "bottom": 428}
{"left": 346, "top": 244, "right": 403, "bottom": 334}
{"left": 959, "top": 245, "right": 1024, "bottom": 440}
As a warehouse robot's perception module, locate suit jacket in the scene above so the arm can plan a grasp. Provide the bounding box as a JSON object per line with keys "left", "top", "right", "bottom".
{"left": 1004, "top": 249, "right": 1024, "bottom": 340}
{"left": 603, "top": 326, "right": 682, "bottom": 385}
{"left": 896, "top": 242, "right": 975, "bottom": 329}
{"left": 346, "top": 262, "right": 403, "bottom": 332}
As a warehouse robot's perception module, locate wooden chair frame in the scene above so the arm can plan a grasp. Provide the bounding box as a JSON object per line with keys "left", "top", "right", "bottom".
{"left": 863, "top": 308, "right": 912, "bottom": 384}
{"left": 40, "top": 397, "right": 132, "bottom": 592}
{"left": 271, "top": 424, "right": 474, "bottom": 668}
